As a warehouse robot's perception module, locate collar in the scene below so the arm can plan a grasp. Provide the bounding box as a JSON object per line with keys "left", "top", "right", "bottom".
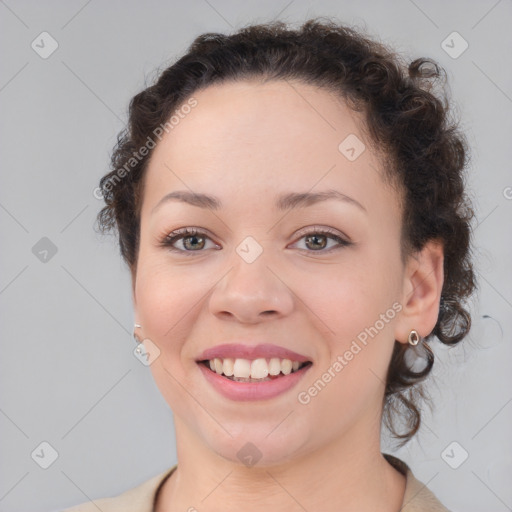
{"left": 149, "top": 455, "right": 450, "bottom": 511}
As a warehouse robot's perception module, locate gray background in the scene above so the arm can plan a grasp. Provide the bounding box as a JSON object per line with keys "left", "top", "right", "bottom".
{"left": 1, "top": 1, "right": 511, "bottom": 511}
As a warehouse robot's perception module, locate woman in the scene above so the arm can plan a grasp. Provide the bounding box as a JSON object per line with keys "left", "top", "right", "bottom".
{"left": 64, "top": 18, "right": 475, "bottom": 512}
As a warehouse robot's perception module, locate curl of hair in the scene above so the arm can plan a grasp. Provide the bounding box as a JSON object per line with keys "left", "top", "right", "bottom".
{"left": 96, "top": 17, "right": 476, "bottom": 445}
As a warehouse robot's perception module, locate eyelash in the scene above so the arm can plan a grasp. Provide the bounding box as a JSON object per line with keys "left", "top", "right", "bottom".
{"left": 160, "top": 226, "right": 352, "bottom": 255}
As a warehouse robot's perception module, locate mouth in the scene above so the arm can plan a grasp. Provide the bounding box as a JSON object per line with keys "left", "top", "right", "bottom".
{"left": 197, "top": 357, "right": 313, "bottom": 383}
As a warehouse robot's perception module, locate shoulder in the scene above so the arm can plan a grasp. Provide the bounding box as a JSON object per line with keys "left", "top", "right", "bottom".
{"left": 401, "top": 470, "right": 452, "bottom": 512}
{"left": 61, "top": 466, "right": 176, "bottom": 512}
{"left": 383, "top": 454, "right": 451, "bottom": 512}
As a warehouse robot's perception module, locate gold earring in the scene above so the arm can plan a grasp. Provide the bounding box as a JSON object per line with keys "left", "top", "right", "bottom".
{"left": 133, "top": 324, "right": 143, "bottom": 353}
{"left": 408, "top": 330, "right": 420, "bottom": 346}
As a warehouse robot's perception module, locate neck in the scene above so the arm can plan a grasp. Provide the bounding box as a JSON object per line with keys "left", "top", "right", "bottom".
{"left": 156, "top": 416, "right": 406, "bottom": 512}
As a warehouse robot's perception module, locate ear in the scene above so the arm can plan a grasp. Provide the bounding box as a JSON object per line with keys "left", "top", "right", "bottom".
{"left": 394, "top": 239, "right": 444, "bottom": 344}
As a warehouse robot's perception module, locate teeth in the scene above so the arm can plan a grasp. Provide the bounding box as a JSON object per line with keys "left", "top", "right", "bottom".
{"left": 222, "top": 357, "right": 234, "bottom": 377}
{"left": 214, "top": 358, "right": 223, "bottom": 374}
{"left": 233, "top": 358, "right": 251, "bottom": 378}
{"left": 281, "top": 359, "right": 292, "bottom": 375}
{"left": 268, "top": 358, "right": 281, "bottom": 375}
{"left": 250, "top": 358, "right": 269, "bottom": 379}
{"left": 204, "top": 357, "right": 306, "bottom": 379}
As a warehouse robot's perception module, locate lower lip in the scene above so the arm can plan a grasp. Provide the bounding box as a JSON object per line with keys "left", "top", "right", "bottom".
{"left": 197, "top": 362, "right": 312, "bottom": 401}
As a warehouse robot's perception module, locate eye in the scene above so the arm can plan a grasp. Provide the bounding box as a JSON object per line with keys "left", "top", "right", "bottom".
{"left": 160, "top": 226, "right": 352, "bottom": 255}
{"left": 291, "top": 227, "right": 352, "bottom": 253}
{"left": 161, "top": 227, "right": 219, "bottom": 254}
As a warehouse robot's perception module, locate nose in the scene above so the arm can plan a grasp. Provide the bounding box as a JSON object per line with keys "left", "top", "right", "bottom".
{"left": 208, "top": 255, "right": 294, "bottom": 324}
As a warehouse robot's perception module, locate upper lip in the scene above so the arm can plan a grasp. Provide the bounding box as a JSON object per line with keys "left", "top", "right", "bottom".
{"left": 196, "top": 343, "right": 311, "bottom": 363}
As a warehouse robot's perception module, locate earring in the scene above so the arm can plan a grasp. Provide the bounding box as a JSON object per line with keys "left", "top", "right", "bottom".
{"left": 408, "top": 330, "right": 420, "bottom": 346}
{"left": 133, "top": 324, "right": 143, "bottom": 354}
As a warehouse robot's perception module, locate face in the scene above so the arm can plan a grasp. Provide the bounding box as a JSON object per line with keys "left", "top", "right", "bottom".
{"left": 133, "top": 79, "right": 408, "bottom": 466}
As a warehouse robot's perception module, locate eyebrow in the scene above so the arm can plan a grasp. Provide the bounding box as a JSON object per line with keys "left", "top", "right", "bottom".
{"left": 151, "top": 188, "right": 366, "bottom": 214}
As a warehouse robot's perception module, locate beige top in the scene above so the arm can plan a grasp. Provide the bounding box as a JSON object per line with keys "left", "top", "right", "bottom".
{"left": 61, "top": 454, "right": 450, "bottom": 511}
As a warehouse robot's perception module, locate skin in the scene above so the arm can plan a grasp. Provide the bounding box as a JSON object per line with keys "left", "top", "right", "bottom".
{"left": 131, "top": 79, "right": 444, "bottom": 512}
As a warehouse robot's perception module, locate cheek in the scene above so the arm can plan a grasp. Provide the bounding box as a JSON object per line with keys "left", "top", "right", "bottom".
{"left": 288, "top": 242, "right": 401, "bottom": 398}
{"left": 289, "top": 251, "right": 400, "bottom": 343}
{"left": 134, "top": 259, "right": 204, "bottom": 351}
{"left": 295, "top": 268, "right": 398, "bottom": 431}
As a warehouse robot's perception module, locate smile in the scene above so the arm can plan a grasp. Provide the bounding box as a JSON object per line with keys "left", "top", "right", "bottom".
{"left": 200, "top": 357, "right": 310, "bottom": 381}
{"left": 197, "top": 358, "right": 313, "bottom": 401}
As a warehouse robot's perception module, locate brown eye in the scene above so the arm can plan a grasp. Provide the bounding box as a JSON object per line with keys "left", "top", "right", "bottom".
{"left": 292, "top": 228, "right": 352, "bottom": 253}
{"left": 162, "top": 228, "right": 218, "bottom": 254}
{"left": 304, "top": 233, "right": 328, "bottom": 250}
{"left": 182, "top": 234, "right": 206, "bottom": 250}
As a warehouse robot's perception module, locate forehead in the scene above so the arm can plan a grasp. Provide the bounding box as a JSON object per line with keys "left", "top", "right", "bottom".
{"left": 155, "top": 79, "right": 365, "bottom": 161}
{"left": 141, "top": 79, "right": 394, "bottom": 214}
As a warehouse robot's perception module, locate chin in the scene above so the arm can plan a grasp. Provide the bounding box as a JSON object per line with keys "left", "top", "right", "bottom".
{"left": 202, "top": 423, "right": 311, "bottom": 469}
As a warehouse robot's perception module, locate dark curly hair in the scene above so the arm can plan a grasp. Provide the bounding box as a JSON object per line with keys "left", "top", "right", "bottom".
{"left": 96, "top": 17, "right": 476, "bottom": 445}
